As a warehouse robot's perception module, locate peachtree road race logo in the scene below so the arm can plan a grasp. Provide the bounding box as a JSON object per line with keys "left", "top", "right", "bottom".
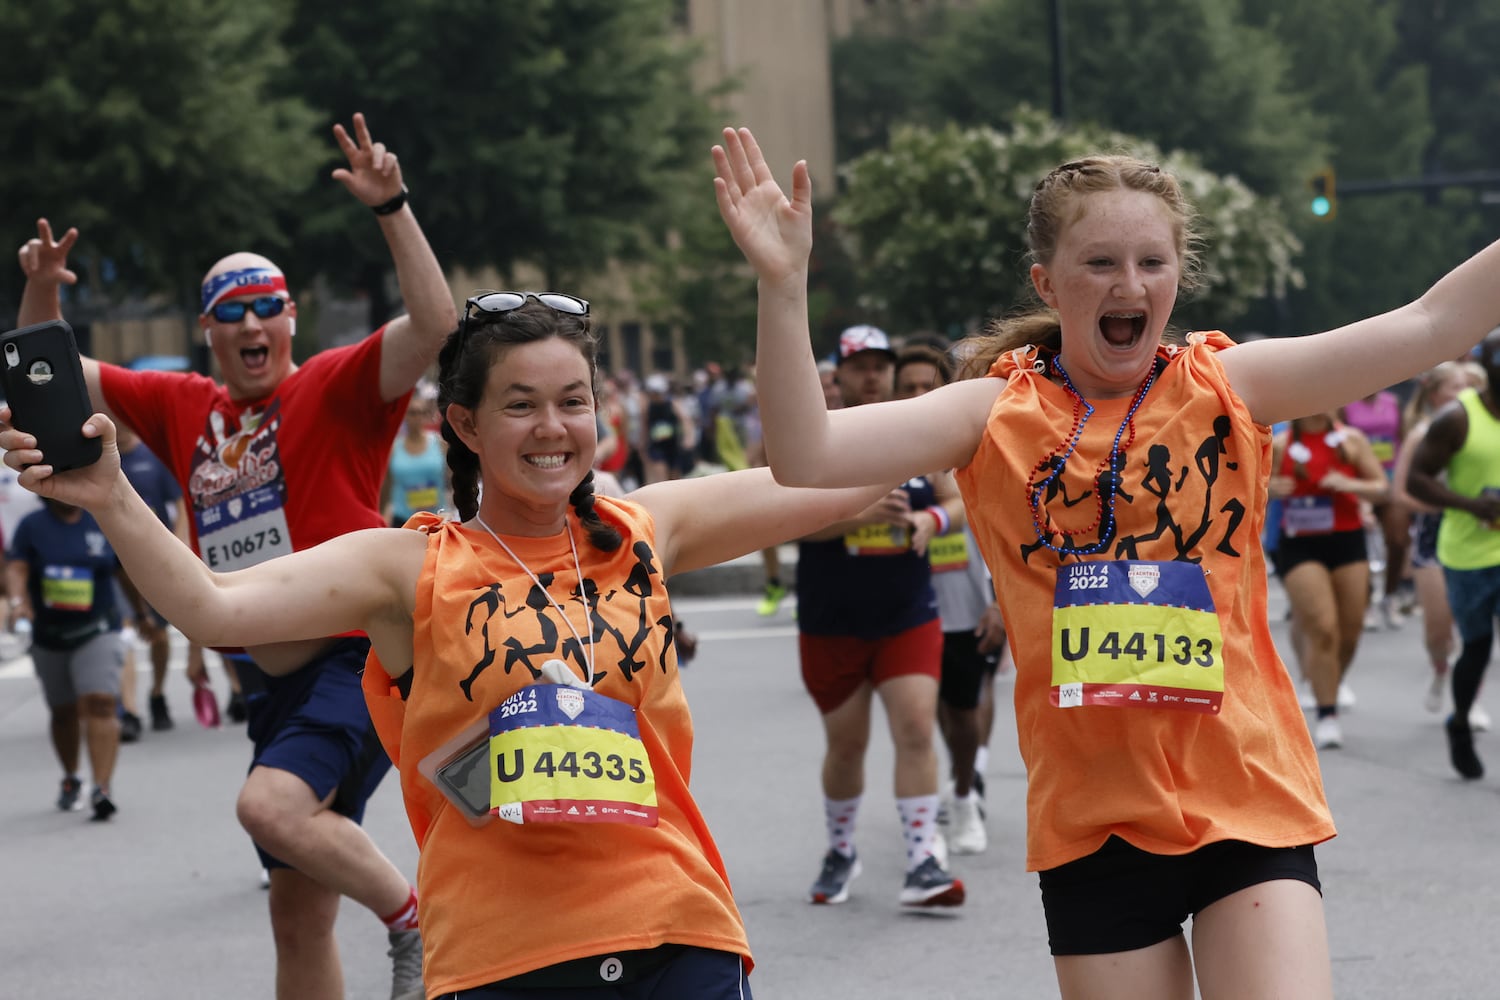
{"left": 1128, "top": 564, "right": 1160, "bottom": 598}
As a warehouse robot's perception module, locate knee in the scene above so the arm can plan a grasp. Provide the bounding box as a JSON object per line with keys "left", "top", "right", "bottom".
{"left": 79, "top": 693, "right": 117, "bottom": 719}
{"left": 236, "top": 781, "right": 305, "bottom": 850}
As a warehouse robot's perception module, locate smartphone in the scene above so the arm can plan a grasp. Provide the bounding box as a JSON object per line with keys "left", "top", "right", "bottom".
{"left": 0, "top": 320, "right": 101, "bottom": 471}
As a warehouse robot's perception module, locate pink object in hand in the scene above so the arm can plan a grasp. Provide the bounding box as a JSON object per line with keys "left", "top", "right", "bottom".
{"left": 193, "top": 682, "right": 221, "bottom": 729}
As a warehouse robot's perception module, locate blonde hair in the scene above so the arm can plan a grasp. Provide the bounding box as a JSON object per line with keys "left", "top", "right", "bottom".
{"left": 958, "top": 155, "right": 1203, "bottom": 379}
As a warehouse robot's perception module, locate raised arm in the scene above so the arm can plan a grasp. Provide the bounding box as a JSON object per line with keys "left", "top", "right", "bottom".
{"left": 712, "top": 127, "right": 992, "bottom": 489}
{"left": 0, "top": 409, "right": 425, "bottom": 666}
{"left": 329, "top": 113, "right": 458, "bottom": 402}
{"left": 15, "top": 220, "right": 112, "bottom": 419}
{"left": 1219, "top": 238, "right": 1500, "bottom": 426}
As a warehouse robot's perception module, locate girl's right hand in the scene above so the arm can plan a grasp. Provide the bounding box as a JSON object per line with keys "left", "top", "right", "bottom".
{"left": 0, "top": 407, "right": 122, "bottom": 511}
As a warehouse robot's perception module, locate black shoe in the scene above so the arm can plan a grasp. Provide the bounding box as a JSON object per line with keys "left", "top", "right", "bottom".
{"left": 119, "top": 712, "right": 142, "bottom": 744}
{"left": 149, "top": 694, "right": 173, "bottom": 731}
{"left": 1446, "top": 716, "right": 1484, "bottom": 780}
{"left": 90, "top": 787, "right": 117, "bottom": 822}
{"left": 225, "top": 692, "right": 248, "bottom": 724}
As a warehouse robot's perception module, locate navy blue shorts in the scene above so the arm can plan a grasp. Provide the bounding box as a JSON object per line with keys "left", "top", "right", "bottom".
{"left": 453, "top": 946, "right": 752, "bottom": 999}
{"left": 1442, "top": 563, "right": 1500, "bottom": 644}
{"left": 1038, "top": 836, "right": 1322, "bottom": 956}
{"left": 244, "top": 638, "right": 392, "bottom": 870}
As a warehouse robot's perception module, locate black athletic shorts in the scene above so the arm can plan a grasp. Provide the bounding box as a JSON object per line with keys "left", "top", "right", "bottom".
{"left": 1038, "top": 836, "right": 1322, "bottom": 956}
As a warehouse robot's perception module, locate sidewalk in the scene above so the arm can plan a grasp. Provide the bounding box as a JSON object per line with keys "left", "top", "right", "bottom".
{"left": 669, "top": 543, "right": 794, "bottom": 597}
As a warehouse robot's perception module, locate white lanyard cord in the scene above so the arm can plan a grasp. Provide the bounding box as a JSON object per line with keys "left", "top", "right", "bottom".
{"left": 472, "top": 513, "right": 596, "bottom": 686}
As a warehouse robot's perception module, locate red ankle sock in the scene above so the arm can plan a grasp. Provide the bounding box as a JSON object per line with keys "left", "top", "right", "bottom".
{"left": 380, "top": 887, "right": 419, "bottom": 931}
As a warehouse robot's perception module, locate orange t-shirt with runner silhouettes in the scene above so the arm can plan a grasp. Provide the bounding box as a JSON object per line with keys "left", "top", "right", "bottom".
{"left": 362, "top": 501, "right": 749, "bottom": 994}
{"left": 957, "top": 331, "right": 1335, "bottom": 873}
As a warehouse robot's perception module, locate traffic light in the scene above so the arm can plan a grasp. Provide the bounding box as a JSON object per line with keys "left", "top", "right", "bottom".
{"left": 1309, "top": 168, "right": 1336, "bottom": 219}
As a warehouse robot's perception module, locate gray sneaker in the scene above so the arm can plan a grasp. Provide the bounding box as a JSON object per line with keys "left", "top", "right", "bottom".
{"left": 899, "top": 854, "right": 965, "bottom": 907}
{"left": 387, "top": 927, "right": 425, "bottom": 1000}
{"left": 808, "top": 848, "right": 861, "bottom": 904}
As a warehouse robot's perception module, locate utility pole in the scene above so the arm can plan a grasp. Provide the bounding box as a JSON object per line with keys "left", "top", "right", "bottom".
{"left": 1049, "top": 0, "right": 1066, "bottom": 122}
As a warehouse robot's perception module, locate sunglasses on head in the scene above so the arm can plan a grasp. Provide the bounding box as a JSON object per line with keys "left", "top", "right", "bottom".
{"left": 210, "top": 296, "right": 287, "bottom": 323}
{"left": 457, "top": 290, "right": 590, "bottom": 351}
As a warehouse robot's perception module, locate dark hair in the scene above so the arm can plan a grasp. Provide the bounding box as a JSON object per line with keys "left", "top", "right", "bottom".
{"left": 957, "top": 154, "right": 1203, "bottom": 380}
{"left": 437, "top": 300, "right": 622, "bottom": 552}
{"left": 894, "top": 343, "right": 953, "bottom": 389}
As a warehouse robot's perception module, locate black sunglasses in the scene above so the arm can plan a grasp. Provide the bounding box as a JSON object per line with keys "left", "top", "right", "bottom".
{"left": 458, "top": 291, "right": 590, "bottom": 350}
{"left": 210, "top": 296, "right": 287, "bottom": 323}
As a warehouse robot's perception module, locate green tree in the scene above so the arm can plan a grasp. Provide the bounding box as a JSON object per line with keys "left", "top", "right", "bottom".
{"left": 280, "top": 0, "right": 720, "bottom": 324}
{"left": 833, "top": 110, "right": 1302, "bottom": 337}
{"left": 909, "top": 0, "right": 1325, "bottom": 196}
{"left": 0, "top": 0, "right": 323, "bottom": 323}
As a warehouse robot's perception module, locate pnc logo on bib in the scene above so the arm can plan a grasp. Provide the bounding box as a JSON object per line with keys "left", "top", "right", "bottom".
{"left": 555, "top": 688, "right": 585, "bottom": 720}
{"left": 1128, "top": 564, "right": 1160, "bottom": 598}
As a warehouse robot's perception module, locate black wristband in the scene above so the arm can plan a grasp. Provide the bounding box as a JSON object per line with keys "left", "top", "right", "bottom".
{"left": 371, "top": 185, "right": 409, "bottom": 216}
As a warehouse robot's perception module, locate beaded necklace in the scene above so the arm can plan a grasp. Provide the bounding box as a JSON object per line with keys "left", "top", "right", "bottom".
{"left": 1026, "top": 354, "right": 1163, "bottom": 557}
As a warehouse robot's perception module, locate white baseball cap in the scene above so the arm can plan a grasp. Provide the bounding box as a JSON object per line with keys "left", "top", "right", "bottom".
{"left": 838, "top": 325, "right": 895, "bottom": 363}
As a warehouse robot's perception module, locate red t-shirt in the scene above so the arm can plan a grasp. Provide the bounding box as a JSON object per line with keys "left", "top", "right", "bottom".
{"left": 99, "top": 329, "right": 407, "bottom": 566}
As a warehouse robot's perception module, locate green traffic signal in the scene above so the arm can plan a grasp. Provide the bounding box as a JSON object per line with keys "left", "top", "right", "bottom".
{"left": 1309, "top": 169, "right": 1336, "bottom": 219}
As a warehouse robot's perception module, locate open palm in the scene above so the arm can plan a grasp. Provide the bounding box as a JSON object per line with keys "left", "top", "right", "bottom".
{"left": 712, "top": 127, "right": 813, "bottom": 285}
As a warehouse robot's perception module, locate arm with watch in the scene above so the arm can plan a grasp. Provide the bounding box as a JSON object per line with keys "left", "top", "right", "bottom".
{"left": 329, "top": 112, "right": 459, "bottom": 403}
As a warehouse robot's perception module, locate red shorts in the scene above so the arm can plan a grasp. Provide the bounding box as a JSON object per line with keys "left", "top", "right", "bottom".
{"left": 798, "top": 619, "right": 943, "bottom": 714}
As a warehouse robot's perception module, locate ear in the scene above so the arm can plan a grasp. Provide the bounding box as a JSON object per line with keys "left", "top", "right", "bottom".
{"left": 445, "top": 402, "right": 480, "bottom": 453}
{"left": 1030, "top": 262, "right": 1058, "bottom": 309}
{"left": 201, "top": 322, "right": 213, "bottom": 347}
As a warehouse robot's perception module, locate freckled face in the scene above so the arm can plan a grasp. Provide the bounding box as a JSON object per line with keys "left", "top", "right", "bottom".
{"left": 1030, "top": 189, "right": 1181, "bottom": 400}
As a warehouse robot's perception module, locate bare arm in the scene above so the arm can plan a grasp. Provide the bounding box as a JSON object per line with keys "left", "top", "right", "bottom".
{"left": 326, "top": 113, "right": 459, "bottom": 403}
{"left": 1405, "top": 401, "right": 1500, "bottom": 521}
{"left": 906, "top": 469, "right": 965, "bottom": 556}
{"left": 4, "top": 559, "right": 30, "bottom": 622}
{"left": 714, "top": 127, "right": 996, "bottom": 487}
{"left": 630, "top": 468, "right": 892, "bottom": 578}
{"left": 1320, "top": 428, "right": 1390, "bottom": 503}
{"left": 1391, "top": 421, "right": 1439, "bottom": 514}
{"left": 1219, "top": 238, "right": 1500, "bottom": 426}
{"left": 0, "top": 411, "right": 425, "bottom": 667}
{"left": 15, "top": 219, "right": 114, "bottom": 420}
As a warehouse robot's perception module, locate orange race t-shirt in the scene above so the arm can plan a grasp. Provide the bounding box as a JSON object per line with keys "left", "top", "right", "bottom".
{"left": 363, "top": 500, "right": 749, "bottom": 994}
{"left": 957, "top": 332, "right": 1335, "bottom": 872}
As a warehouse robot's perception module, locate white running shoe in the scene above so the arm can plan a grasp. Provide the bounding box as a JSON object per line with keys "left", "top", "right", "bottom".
{"left": 948, "top": 795, "right": 988, "bottom": 856}
{"left": 1314, "top": 716, "right": 1344, "bottom": 750}
{"left": 1425, "top": 672, "right": 1446, "bottom": 714}
{"left": 1470, "top": 703, "right": 1491, "bottom": 733}
{"left": 1337, "top": 682, "right": 1357, "bottom": 711}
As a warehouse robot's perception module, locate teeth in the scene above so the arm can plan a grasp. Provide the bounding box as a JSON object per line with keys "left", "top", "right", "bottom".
{"left": 527, "top": 455, "right": 567, "bottom": 469}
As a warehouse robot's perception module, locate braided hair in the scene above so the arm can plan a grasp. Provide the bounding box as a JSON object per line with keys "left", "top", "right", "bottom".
{"left": 437, "top": 299, "right": 623, "bottom": 552}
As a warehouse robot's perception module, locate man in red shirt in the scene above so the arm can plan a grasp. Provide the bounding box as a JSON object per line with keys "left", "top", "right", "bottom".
{"left": 16, "top": 113, "right": 456, "bottom": 1000}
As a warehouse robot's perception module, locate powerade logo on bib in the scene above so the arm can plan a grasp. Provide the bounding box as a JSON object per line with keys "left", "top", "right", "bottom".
{"left": 1050, "top": 560, "right": 1225, "bottom": 714}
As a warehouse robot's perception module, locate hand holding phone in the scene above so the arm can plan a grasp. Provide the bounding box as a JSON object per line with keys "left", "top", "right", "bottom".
{"left": 0, "top": 320, "right": 101, "bottom": 471}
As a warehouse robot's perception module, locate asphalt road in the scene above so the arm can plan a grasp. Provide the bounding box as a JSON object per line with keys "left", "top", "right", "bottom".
{"left": 2, "top": 585, "right": 1497, "bottom": 999}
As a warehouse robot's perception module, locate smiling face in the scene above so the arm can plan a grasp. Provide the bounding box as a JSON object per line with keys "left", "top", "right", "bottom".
{"left": 448, "top": 336, "right": 598, "bottom": 535}
{"left": 200, "top": 252, "right": 297, "bottom": 401}
{"left": 1030, "top": 189, "right": 1181, "bottom": 399}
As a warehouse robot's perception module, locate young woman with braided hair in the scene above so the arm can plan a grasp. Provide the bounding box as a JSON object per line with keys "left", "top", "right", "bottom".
{"left": 2, "top": 290, "right": 888, "bottom": 998}
{"left": 716, "top": 122, "right": 1500, "bottom": 999}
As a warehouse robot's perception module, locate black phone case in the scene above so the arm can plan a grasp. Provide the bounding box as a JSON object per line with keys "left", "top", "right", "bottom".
{"left": 0, "top": 320, "right": 102, "bottom": 471}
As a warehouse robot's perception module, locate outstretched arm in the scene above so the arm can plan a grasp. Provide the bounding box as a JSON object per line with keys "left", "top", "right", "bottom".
{"left": 330, "top": 112, "right": 458, "bottom": 402}
{"left": 713, "top": 127, "right": 992, "bottom": 489}
{"left": 0, "top": 409, "right": 424, "bottom": 664}
{"left": 1220, "top": 238, "right": 1500, "bottom": 426}
{"left": 15, "top": 220, "right": 112, "bottom": 419}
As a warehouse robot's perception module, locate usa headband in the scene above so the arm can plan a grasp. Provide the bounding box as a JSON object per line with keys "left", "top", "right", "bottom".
{"left": 201, "top": 266, "right": 289, "bottom": 315}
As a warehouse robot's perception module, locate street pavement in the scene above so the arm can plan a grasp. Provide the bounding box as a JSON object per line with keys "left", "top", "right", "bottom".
{"left": 2, "top": 581, "right": 1499, "bottom": 998}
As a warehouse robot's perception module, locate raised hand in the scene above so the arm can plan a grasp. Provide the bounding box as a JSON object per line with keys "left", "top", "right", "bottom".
{"left": 17, "top": 218, "right": 79, "bottom": 287}
{"left": 0, "top": 407, "right": 121, "bottom": 512}
{"left": 331, "top": 112, "right": 405, "bottom": 208}
{"left": 712, "top": 127, "right": 813, "bottom": 285}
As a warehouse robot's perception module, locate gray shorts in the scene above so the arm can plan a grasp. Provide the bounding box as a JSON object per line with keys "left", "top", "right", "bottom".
{"left": 32, "top": 632, "right": 125, "bottom": 707}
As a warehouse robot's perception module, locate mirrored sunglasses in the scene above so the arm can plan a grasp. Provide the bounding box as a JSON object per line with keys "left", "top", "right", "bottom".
{"left": 211, "top": 296, "right": 287, "bottom": 323}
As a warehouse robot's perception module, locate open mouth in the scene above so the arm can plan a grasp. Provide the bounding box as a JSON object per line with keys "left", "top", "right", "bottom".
{"left": 1099, "top": 312, "right": 1146, "bottom": 348}
{"left": 240, "top": 346, "right": 270, "bottom": 371}
{"left": 525, "top": 454, "right": 569, "bottom": 470}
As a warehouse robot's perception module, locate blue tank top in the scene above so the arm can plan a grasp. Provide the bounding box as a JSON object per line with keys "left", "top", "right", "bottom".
{"left": 387, "top": 433, "right": 447, "bottom": 520}
{"left": 797, "top": 475, "right": 939, "bottom": 639}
